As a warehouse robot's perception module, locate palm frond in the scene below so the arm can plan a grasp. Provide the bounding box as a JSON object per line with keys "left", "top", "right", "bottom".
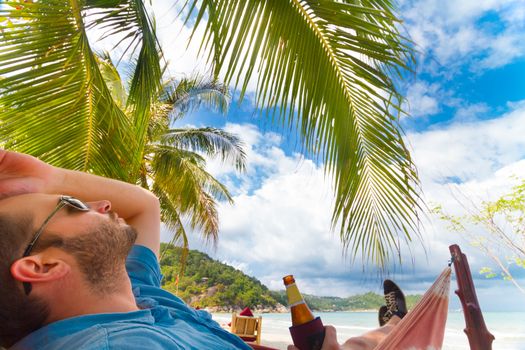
{"left": 85, "top": 0, "right": 163, "bottom": 177}
{"left": 189, "top": 0, "right": 420, "bottom": 266}
{"left": 161, "top": 127, "right": 246, "bottom": 172}
{"left": 0, "top": 0, "right": 133, "bottom": 180}
{"left": 95, "top": 51, "right": 127, "bottom": 109}
{"left": 162, "top": 76, "right": 230, "bottom": 121}
{"left": 150, "top": 144, "right": 232, "bottom": 242}
{"left": 155, "top": 187, "right": 190, "bottom": 274}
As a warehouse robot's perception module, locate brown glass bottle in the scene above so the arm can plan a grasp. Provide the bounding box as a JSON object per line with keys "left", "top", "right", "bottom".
{"left": 283, "top": 275, "right": 325, "bottom": 350}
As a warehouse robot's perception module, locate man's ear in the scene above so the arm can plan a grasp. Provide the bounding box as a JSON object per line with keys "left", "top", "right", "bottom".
{"left": 10, "top": 255, "right": 70, "bottom": 284}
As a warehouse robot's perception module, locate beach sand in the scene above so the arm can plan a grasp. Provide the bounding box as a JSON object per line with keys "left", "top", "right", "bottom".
{"left": 213, "top": 311, "right": 525, "bottom": 350}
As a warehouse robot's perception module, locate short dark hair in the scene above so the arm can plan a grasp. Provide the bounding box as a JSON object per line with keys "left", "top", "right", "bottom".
{"left": 0, "top": 213, "right": 49, "bottom": 348}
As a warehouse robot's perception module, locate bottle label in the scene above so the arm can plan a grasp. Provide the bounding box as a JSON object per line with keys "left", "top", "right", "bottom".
{"left": 285, "top": 283, "right": 304, "bottom": 307}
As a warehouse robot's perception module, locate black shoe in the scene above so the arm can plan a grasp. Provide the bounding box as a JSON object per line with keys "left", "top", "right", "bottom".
{"left": 378, "top": 305, "right": 389, "bottom": 326}
{"left": 383, "top": 279, "right": 407, "bottom": 320}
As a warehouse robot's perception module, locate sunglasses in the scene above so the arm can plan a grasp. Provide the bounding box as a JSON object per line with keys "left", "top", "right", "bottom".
{"left": 22, "top": 195, "right": 90, "bottom": 295}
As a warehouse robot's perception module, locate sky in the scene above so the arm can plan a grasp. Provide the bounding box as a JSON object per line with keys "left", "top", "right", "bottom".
{"left": 90, "top": 0, "right": 525, "bottom": 311}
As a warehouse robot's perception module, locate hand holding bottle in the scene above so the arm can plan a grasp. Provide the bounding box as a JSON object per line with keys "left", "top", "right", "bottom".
{"left": 287, "top": 326, "right": 358, "bottom": 350}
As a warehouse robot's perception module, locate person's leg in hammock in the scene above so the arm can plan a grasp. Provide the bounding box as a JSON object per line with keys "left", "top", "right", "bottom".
{"left": 338, "top": 315, "right": 401, "bottom": 350}
{"left": 339, "top": 279, "right": 408, "bottom": 350}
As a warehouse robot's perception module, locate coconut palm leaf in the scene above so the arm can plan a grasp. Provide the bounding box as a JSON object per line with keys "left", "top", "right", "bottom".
{"left": 149, "top": 144, "right": 232, "bottom": 240}
{"left": 188, "top": 0, "right": 420, "bottom": 265}
{"left": 0, "top": 0, "right": 133, "bottom": 179}
{"left": 162, "top": 76, "right": 230, "bottom": 120}
{"left": 84, "top": 0, "right": 163, "bottom": 178}
{"left": 155, "top": 186, "right": 190, "bottom": 270}
{"left": 95, "top": 51, "right": 128, "bottom": 109}
{"left": 161, "top": 127, "right": 246, "bottom": 172}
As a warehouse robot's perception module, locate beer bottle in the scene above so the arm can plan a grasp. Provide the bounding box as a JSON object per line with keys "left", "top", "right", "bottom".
{"left": 283, "top": 275, "right": 325, "bottom": 350}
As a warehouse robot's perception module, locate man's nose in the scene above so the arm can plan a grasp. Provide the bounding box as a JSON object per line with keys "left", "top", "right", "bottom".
{"left": 88, "top": 200, "right": 112, "bottom": 213}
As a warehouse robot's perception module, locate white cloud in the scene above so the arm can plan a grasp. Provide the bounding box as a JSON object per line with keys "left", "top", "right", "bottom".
{"left": 453, "top": 103, "right": 490, "bottom": 122}
{"left": 407, "top": 101, "right": 525, "bottom": 185}
{"left": 405, "top": 81, "right": 441, "bottom": 117}
{"left": 405, "top": 101, "right": 525, "bottom": 308}
{"left": 400, "top": 0, "right": 525, "bottom": 72}
{"left": 149, "top": 1, "right": 213, "bottom": 78}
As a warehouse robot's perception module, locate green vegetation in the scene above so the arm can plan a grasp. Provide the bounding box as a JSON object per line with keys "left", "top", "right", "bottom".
{"left": 160, "top": 244, "right": 277, "bottom": 309}
{"left": 0, "top": 0, "right": 421, "bottom": 267}
{"left": 271, "top": 291, "right": 421, "bottom": 312}
{"left": 160, "top": 244, "right": 422, "bottom": 311}
{"left": 433, "top": 179, "right": 525, "bottom": 294}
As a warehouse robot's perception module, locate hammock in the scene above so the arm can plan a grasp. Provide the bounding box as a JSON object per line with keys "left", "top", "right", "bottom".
{"left": 374, "top": 267, "right": 451, "bottom": 350}
{"left": 372, "top": 244, "right": 495, "bottom": 350}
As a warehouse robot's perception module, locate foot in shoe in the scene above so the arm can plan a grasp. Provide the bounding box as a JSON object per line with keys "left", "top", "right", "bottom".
{"left": 383, "top": 279, "right": 407, "bottom": 319}
{"left": 378, "top": 305, "right": 389, "bottom": 326}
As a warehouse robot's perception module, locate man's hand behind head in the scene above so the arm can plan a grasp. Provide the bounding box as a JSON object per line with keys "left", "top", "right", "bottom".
{"left": 0, "top": 150, "right": 59, "bottom": 198}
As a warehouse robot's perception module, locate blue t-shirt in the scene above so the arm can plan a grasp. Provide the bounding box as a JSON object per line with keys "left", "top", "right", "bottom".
{"left": 12, "top": 245, "right": 252, "bottom": 350}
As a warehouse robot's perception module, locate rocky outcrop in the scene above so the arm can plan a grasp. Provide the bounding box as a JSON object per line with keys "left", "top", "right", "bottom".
{"left": 205, "top": 303, "right": 288, "bottom": 314}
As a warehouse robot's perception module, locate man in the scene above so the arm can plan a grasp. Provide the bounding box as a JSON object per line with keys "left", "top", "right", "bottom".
{"left": 0, "top": 150, "right": 405, "bottom": 349}
{"left": 0, "top": 150, "right": 252, "bottom": 349}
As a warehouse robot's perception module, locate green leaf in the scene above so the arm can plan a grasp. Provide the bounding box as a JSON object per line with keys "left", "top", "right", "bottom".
{"left": 0, "top": 0, "right": 134, "bottom": 180}
{"left": 188, "top": 0, "right": 420, "bottom": 266}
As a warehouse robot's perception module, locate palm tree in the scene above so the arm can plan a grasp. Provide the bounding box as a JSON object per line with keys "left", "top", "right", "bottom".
{"left": 98, "top": 54, "right": 247, "bottom": 260}
{"left": 146, "top": 82, "right": 246, "bottom": 260}
{"left": 0, "top": 0, "right": 420, "bottom": 266}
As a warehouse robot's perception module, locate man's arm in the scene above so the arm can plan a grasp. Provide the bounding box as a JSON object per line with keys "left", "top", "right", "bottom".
{"left": 52, "top": 168, "right": 161, "bottom": 256}
{"left": 0, "top": 150, "right": 161, "bottom": 256}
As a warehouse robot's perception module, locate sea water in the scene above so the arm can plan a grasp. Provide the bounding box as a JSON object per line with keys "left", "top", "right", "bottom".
{"left": 212, "top": 311, "right": 525, "bottom": 350}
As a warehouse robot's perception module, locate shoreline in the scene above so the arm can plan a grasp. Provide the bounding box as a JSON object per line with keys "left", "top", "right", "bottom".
{"left": 212, "top": 311, "right": 525, "bottom": 350}
{"left": 206, "top": 308, "right": 380, "bottom": 314}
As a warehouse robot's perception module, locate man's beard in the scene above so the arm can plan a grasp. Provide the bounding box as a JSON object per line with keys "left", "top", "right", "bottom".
{"left": 61, "top": 215, "right": 138, "bottom": 294}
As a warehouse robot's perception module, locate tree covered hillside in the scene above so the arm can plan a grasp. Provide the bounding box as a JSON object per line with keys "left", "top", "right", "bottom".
{"left": 159, "top": 244, "right": 422, "bottom": 311}
{"left": 159, "top": 244, "right": 278, "bottom": 310}
{"left": 271, "top": 291, "right": 422, "bottom": 312}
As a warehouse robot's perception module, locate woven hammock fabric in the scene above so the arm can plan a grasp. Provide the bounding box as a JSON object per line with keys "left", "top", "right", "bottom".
{"left": 374, "top": 267, "right": 451, "bottom": 350}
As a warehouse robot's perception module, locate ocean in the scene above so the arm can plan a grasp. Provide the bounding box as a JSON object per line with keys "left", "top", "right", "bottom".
{"left": 212, "top": 311, "right": 525, "bottom": 350}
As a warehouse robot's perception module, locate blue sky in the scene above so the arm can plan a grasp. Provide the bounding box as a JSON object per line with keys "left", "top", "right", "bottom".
{"left": 91, "top": 0, "right": 525, "bottom": 311}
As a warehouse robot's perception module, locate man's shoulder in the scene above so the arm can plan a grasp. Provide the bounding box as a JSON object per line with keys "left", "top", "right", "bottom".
{"left": 12, "top": 322, "right": 110, "bottom": 350}
{"left": 104, "top": 319, "right": 251, "bottom": 350}
{"left": 14, "top": 308, "right": 250, "bottom": 350}
{"left": 126, "top": 244, "right": 162, "bottom": 288}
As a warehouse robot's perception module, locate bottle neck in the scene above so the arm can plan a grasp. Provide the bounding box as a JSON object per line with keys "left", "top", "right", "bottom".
{"left": 285, "top": 282, "right": 305, "bottom": 306}
{"left": 286, "top": 283, "right": 315, "bottom": 325}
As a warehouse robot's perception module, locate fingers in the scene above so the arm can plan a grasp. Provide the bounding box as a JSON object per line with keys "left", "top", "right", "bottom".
{"left": 321, "top": 325, "right": 340, "bottom": 350}
{"left": 288, "top": 325, "right": 341, "bottom": 350}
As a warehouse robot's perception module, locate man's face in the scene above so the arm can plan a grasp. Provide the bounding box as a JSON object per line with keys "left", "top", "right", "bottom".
{"left": 0, "top": 194, "right": 137, "bottom": 347}
{"left": 0, "top": 193, "right": 137, "bottom": 292}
